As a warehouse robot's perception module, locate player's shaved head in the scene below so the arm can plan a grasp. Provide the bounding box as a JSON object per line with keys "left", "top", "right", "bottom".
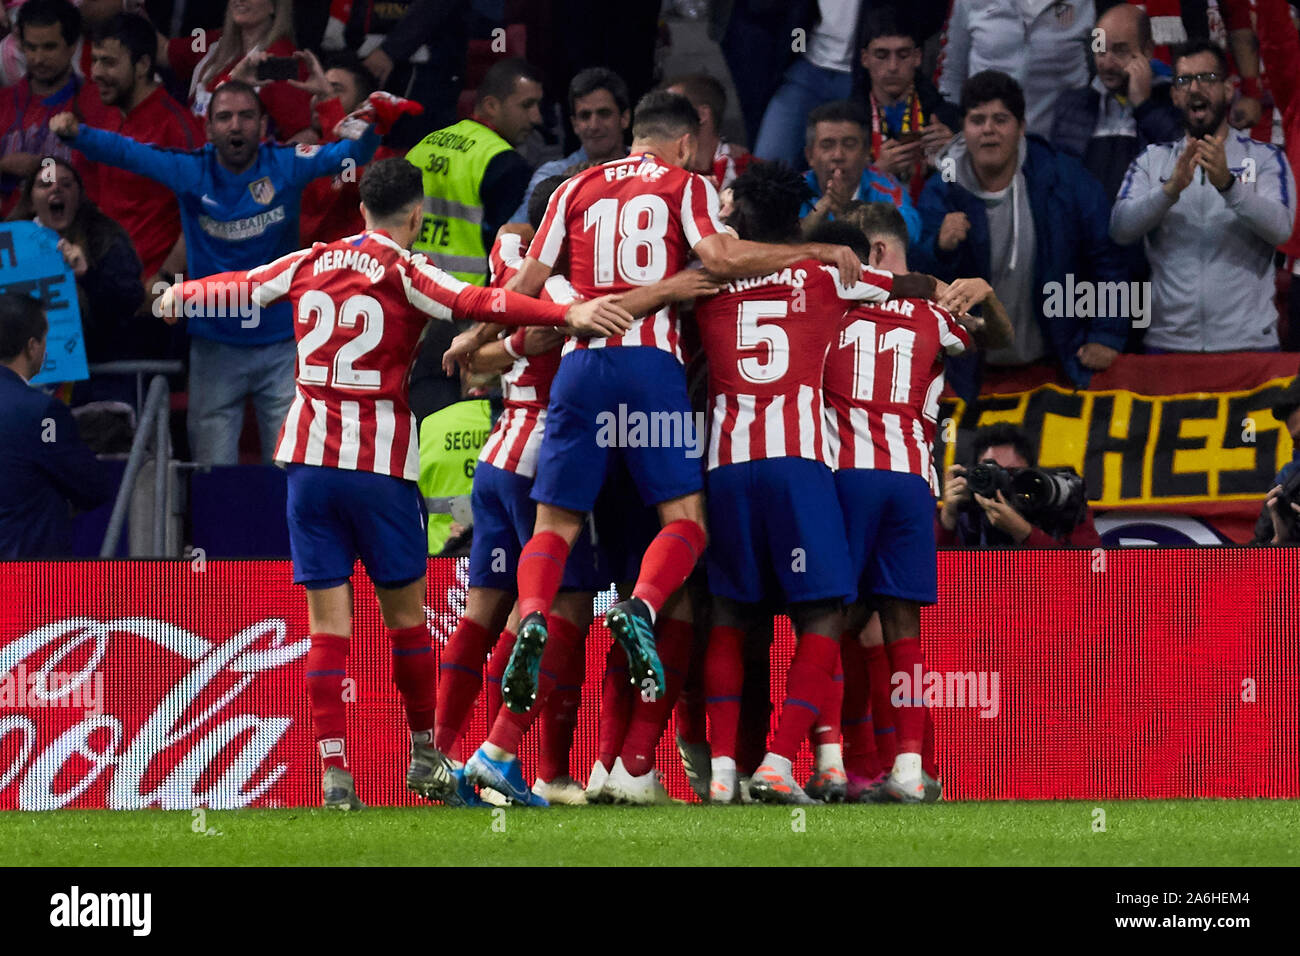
{"left": 726, "top": 161, "right": 811, "bottom": 243}
{"left": 843, "top": 201, "right": 909, "bottom": 252}
{"left": 805, "top": 220, "right": 873, "bottom": 264}
{"left": 360, "top": 158, "right": 424, "bottom": 221}
{"left": 631, "top": 90, "right": 700, "bottom": 142}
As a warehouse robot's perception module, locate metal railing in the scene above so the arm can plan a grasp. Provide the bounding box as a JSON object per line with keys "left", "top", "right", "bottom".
{"left": 94, "top": 361, "right": 182, "bottom": 558}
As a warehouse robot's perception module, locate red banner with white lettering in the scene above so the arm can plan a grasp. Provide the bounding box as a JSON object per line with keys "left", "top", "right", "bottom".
{"left": 1, "top": 554, "right": 1295, "bottom": 808}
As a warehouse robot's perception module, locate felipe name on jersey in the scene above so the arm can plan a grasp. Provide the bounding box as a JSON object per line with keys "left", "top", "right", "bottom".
{"left": 604, "top": 157, "right": 670, "bottom": 183}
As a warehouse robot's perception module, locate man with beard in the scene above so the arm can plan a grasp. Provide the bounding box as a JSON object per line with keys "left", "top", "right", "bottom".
{"left": 77, "top": 13, "right": 202, "bottom": 291}
{"left": 50, "top": 81, "right": 381, "bottom": 466}
{"left": 1111, "top": 40, "right": 1296, "bottom": 354}
{"left": 0, "top": 0, "right": 82, "bottom": 218}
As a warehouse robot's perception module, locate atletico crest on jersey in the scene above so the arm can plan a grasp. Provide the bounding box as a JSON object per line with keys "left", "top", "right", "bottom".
{"left": 248, "top": 177, "right": 276, "bottom": 205}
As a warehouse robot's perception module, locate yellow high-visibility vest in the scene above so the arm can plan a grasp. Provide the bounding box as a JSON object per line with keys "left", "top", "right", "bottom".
{"left": 406, "top": 119, "right": 513, "bottom": 285}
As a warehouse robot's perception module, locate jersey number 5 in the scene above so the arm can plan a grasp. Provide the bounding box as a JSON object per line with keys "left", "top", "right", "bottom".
{"left": 297, "top": 290, "right": 384, "bottom": 389}
{"left": 737, "top": 300, "right": 790, "bottom": 384}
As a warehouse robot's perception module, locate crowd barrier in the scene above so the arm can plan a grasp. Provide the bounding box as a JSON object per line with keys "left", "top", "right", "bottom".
{"left": 0, "top": 553, "right": 1295, "bottom": 809}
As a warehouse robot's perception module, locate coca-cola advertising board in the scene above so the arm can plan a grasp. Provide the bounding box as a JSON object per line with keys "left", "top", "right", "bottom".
{"left": 1, "top": 551, "right": 1296, "bottom": 808}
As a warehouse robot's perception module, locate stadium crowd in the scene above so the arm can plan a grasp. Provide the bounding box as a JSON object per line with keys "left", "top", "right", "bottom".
{"left": 2, "top": 0, "right": 1299, "bottom": 807}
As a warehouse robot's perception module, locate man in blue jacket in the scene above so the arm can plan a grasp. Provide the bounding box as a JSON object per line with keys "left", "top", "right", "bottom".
{"left": 798, "top": 99, "right": 921, "bottom": 246}
{"left": 0, "top": 293, "right": 112, "bottom": 558}
{"left": 917, "top": 71, "right": 1128, "bottom": 400}
{"left": 50, "top": 81, "right": 381, "bottom": 465}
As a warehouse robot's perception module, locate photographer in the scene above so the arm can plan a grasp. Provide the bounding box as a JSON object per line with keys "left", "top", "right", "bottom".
{"left": 937, "top": 423, "right": 1101, "bottom": 548}
{"left": 1256, "top": 371, "right": 1300, "bottom": 544}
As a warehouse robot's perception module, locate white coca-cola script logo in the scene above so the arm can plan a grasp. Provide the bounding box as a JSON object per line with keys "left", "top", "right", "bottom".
{"left": 0, "top": 617, "right": 309, "bottom": 810}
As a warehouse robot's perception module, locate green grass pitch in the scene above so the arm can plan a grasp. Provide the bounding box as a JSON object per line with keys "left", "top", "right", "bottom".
{"left": 2, "top": 801, "right": 1298, "bottom": 866}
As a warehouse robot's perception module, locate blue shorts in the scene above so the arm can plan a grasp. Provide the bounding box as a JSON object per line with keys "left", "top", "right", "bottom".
{"left": 835, "top": 469, "right": 938, "bottom": 605}
{"left": 285, "top": 464, "right": 427, "bottom": 590}
{"left": 531, "top": 347, "right": 704, "bottom": 513}
{"left": 468, "top": 460, "right": 602, "bottom": 592}
{"left": 592, "top": 454, "right": 661, "bottom": 584}
{"left": 705, "top": 457, "right": 854, "bottom": 606}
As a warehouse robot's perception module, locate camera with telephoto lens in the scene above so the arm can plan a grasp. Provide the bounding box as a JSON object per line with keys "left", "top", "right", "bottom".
{"left": 962, "top": 463, "right": 1088, "bottom": 535}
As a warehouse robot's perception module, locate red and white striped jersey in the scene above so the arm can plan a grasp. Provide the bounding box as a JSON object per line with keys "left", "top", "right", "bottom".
{"left": 529, "top": 151, "right": 726, "bottom": 362}
{"left": 694, "top": 260, "right": 896, "bottom": 470}
{"left": 822, "top": 297, "right": 971, "bottom": 492}
{"left": 176, "top": 229, "right": 571, "bottom": 481}
{"left": 478, "top": 232, "right": 576, "bottom": 478}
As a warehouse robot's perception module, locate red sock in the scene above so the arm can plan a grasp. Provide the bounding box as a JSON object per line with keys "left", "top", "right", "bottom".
{"left": 922, "top": 707, "right": 938, "bottom": 779}
{"left": 488, "top": 613, "right": 582, "bottom": 755}
{"left": 840, "top": 634, "right": 879, "bottom": 777}
{"left": 597, "top": 641, "right": 632, "bottom": 767}
{"left": 886, "top": 636, "right": 926, "bottom": 754}
{"left": 619, "top": 616, "right": 694, "bottom": 776}
{"left": 704, "top": 624, "right": 744, "bottom": 759}
{"left": 864, "top": 642, "right": 897, "bottom": 767}
{"left": 434, "top": 617, "right": 495, "bottom": 753}
{"left": 484, "top": 629, "right": 515, "bottom": 728}
{"left": 631, "top": 519, "right": 706, "bottom": 613}
{"left": 810, "top": 651, "right": 843, "bottom": 748}
{"left": 517, "top": 531, "right": 570, "bottom": 619}
{"left": 306, "top": 633, "right": 349, "bottom": 770}
{"left": 738, "top": 624, "right": 772, "bottom": 775}
{"left": 538, "top": 616, "right": 586, "bottom": 782}
{"left": 673, "top": 628, "right": 709, "bottom": 745}
{"left": 389, "top": 625, "right": 436, "bottom": 734}
{"left": 770, "top": 632, "right": 839, "bottom": 761}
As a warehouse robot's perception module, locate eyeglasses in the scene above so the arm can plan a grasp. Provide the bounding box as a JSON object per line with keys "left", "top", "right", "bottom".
{"left": 1172, "top": 71, "right": 1224, "bottom": 87}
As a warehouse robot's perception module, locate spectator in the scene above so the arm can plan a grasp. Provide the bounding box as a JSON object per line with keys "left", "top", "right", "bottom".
{"left": 797, "top": 99, "right": 921, "bottom": 246}
{"left": 919, "top": 71, "right": 1128, "bottom": 399}
{"left": 1133, "top": 0, "right": 1264, "bottom": 134}
{"left": 853, "top": 6, "right": 959, "bottom": 202}
{"left": 11, "top": 155, "right": 144, "bottom": 404}
{"left": 509, "top": 67, "right": 629, "bottom": 225}
{"left": 937, "top": 423, "right": 1102, "bottom": 549}
{"left": 296, "top": 49, "right": 401, "bottom": 245}
{"left": 0, "top": 292, "right": 113, "bottom": 558}
{"left": 0, "top": 0, "right": 82, "bottom": 218}
{"left": 77, "top": 12, "right": 201, "bottom": 290}
{"left": 752, "top": 0, "right": 862, "bottom": 166}
{"left": 936, "top": 0, "right": 1095, "bottom": 139}
{"left": 1257, "top": 0, "right": 1300, "bottom": 350}
{"left": 156, "top": 0, "right": 314, "bottom": 142}
{"left": 321, "top": 0, "right": 467, "bottom": 150}
{"left": 1051, "top": 3, "right": 1182, "bottom": 204}
{"left": 0, "top": 0, "right": 124, "bottom": 88}
{"left": 1256, "top": 364, "right": 1300, "bottom": 544}
{"left": 51, "top": 80, "right": 381, "bottom": 465}
{"left": 405, "top": 57, "right": 541, "bottom": 286}
{"left": 664, "top": 72, "right": 751, "bottom": 191}
{"left": 1109, "top": 40, "right": 1296, "bottom": 355}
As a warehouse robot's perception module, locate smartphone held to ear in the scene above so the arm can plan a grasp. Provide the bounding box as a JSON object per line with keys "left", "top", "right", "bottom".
{"left": 256, "top": 57, "right": 299, "bottom": 82}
